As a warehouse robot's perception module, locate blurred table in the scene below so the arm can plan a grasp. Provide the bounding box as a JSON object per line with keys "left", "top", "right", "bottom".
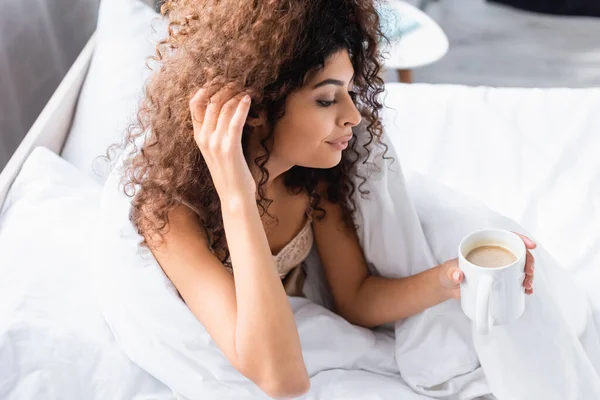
{"left": 380, "top": 1, "right": 449, "bottom": 83}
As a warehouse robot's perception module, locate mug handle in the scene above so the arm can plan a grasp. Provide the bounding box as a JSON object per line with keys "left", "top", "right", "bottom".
{"left": 476, "top": 275, "right": 494, "bottom": 335}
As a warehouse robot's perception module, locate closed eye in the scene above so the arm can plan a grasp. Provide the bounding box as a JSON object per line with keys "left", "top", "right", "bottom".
{"left": 317, "top": 99, "right": 336, "bottom": 107}
{"left": 317, "top": 91, "right": 359, "bottom": 108}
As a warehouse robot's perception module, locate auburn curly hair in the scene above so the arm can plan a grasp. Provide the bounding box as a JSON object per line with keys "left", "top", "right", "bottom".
{"left": 104, "top": 0, "right": 392, "bottom": 264}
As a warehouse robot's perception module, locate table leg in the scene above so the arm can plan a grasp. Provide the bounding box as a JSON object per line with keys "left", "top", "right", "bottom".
{"left": 397, "top": 69, "right": 413, "bottom": 83}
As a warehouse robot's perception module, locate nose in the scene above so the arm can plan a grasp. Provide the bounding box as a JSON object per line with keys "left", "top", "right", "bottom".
{"left": 340, "top": 96, "right": 362, "bottom": 128}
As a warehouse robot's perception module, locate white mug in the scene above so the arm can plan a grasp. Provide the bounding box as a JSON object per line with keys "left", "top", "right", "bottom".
{"left": 458, "top": 228, "right": 527, "bottom": 335}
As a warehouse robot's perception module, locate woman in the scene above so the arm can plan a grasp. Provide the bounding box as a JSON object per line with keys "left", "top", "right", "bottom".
{"left": 109, "top": 0, "right": 536, "bottom": 398}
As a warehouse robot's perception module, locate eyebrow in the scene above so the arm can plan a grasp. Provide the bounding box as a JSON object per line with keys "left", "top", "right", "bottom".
{"left": 311, "top": 75, "right": 355, "bottom": 90}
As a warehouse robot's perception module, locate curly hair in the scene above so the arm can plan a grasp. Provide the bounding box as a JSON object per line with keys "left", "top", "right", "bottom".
{"left": 104, "top": 0, "right": 392, "bottom": 264}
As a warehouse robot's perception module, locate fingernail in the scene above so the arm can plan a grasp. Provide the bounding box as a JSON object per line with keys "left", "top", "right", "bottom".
{"left": 452, "top": 271, "right": 461, "bottom": 281}
{"left": 242, "top": 95, "right": 250, "bottom": 103}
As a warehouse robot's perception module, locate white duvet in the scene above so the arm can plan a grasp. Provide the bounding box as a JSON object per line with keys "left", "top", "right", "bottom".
{"left": 2, "top": 82, "right": 600, "bottom": 399}
{"left": 350, "top": 137, "right": 600, "bottom": 399}
{"left": 0, "top": 148, "right": 172, "bottom": 400}
{"left": 90, "top": 127, "right": 600, "bottom": 399}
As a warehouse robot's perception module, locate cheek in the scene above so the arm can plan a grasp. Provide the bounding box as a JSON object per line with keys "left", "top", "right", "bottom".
{"left": 276, "top": 110, "right": 331, "bottom": 148}
{"left": 271, "top": 102, "right": 341, "bottom": 167}
{"left": 273, "top": 121, "right": 342, "bottom": 168}
{"left": 275, "top": 121, "right": 326, "bottom": 159}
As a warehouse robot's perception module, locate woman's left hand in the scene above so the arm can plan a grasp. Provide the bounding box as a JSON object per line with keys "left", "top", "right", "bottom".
{"left": 512, "top": 232, "right": 536, "bottom": 295}
{"left": 440, "top": 232, "right": 537, "bottom": 299}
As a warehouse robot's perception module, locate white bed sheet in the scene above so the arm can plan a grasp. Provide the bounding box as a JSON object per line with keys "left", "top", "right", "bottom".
{"left": 3, "top": 142, "right": 598, "bottom": 400}
{"left": 381, "top": 83, "right": 600, "bottom": 319}
{"left": 2, "top": 85, "right": 600, "bottom": 398}
{"left": 1, "top": 0, "right": 599, "bottom": 394}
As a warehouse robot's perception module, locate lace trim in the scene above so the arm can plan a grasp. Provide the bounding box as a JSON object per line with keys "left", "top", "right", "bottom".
{"left": 178, "top": 194, "right": 315, "bottom": 278}
{"left": 223, "top": 215, "right": 313, "bottom": 278}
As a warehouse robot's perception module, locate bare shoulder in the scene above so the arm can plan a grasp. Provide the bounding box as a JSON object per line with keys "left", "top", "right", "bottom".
{"left": 146, "top": 203, "right": 209, "bottom": 248}
{"left": 146, "top": 203, "right": 231, "bottom": 284}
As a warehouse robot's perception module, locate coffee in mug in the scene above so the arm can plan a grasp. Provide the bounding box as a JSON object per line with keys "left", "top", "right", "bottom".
{"left": 465, "top": 245, "right": 517, "bottom": 268}
{"left": 458, "top": 229, "right": 527, "bottom": 335}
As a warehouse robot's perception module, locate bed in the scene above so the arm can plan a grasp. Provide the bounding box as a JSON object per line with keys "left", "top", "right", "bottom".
{"left": 1, "top": 0, "right": 599, "bottom": 399}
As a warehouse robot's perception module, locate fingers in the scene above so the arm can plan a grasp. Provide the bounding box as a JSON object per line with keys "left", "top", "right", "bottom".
{"left": 523, "top": 273, "right": 534, "bottom": 291}
{"left": 203, "top": 86, "right": 236, "bottom": 136}
{"left": 215, "top": 93, "right": 245, "bottom": 135}
{"left": 190, "top": 85, "right": 249, "bottom": 150}
{"left": 523, "top": 250, "right": 535, "bottom": 294}
{"left": 447, "top": 267, "right": 464, "bottom": 285}
{"left": 189, "top": 88, "right": 209, "bottom": 131}
{"left": 228, "top": 94, "right": 251, "bottom": 141}
{"left": 525, "top": 250, "right": 535, "bottom": 275}
{"left": 512, "top": 231, "right": 537, "bottom": 249}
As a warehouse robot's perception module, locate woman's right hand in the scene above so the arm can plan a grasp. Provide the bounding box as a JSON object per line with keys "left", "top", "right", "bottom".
{"left": 438, "top": 258, "right": 464, "bottom": 300}
{"left": 189, "top": 87, "right": 256, "bottom": 202}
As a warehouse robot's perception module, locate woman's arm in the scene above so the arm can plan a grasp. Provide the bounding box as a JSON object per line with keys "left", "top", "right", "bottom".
{"left": 148, "top": 201, "right": 309, "bottom": 399}
{"left": 312, "top": 194, "right": 454, "bottom": 329}
{"left": 147, "top": 87, "right": 309, "bottom": 399}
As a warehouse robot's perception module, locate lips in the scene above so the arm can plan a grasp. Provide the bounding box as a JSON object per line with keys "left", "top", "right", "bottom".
{"left": 326, "top": 134, "right": 353, "bottom": 145}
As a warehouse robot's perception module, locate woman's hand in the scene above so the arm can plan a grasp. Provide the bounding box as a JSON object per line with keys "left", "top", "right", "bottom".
{"left": 439, "top": 232, "right": 537, "bottom": 299}
{"left": 189, "top": 87, "right": 256, "bottom": 202}
{"left": 512, "top": 232, "right": 536, "bottom": 295}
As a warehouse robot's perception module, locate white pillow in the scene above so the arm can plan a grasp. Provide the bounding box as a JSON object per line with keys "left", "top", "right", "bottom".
{"left": 0, "top": 147, "right": 171, "bottom": 399}
{"left": 61, "top": 0, "right": 166, "bottom": 184}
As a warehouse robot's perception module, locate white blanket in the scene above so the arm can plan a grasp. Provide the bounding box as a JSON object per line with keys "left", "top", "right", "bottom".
{"left": 4, "top": 144, "right": 598, "bottom": 399}
{"left": 95, "top": 134, "right": 600, "bottom": 399}
{"left": 0, "top": 148, "right": 173, "bottom": 400}
{"left": 96, "top": 163, "right": 415, "bottom": 399}
{"left": 90, "top": 126, "right": 600, "bottom": 400}
{"left": 342, "top": 134, "right": 600, "bottom": 399}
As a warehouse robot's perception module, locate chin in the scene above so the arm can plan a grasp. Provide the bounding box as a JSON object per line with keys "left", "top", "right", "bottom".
{"left": 305, "top": 154, "right": 343, "bottom": 169}
{"left": 326, "top": 154, "right": 343, "bottom": 168}
{"left": 294, "top": 146, "right": 345, "bottom": 169}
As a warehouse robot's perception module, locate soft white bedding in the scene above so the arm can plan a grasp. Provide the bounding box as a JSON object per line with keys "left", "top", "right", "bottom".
{"left": 93, "top": 144, "right": 412, "bottom": 399}
{"left": 1, "top": 0, "right": 599, "bottom": 399}
{"left": 381, "top": 83, "right": 600, "bottom": 324}
{"left": 3, "top": 142, "right": 598, "bottom": 399}
{"left": 0, "top": 148, "right": 173, "bottom": 399}
{"left": 91, "top": 132, "right": 600, "bottom": 399}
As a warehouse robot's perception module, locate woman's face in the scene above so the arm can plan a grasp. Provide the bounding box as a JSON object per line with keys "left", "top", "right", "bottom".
{"left": 269, "top": 49, "right": 362, "bottom": 170}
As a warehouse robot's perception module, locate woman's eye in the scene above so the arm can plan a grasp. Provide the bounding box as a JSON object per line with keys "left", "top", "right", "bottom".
{"left": 317, "top": 99, "right": 336, "bottom": 107}
{"left": 318, "top": 91, "right": 358, "bottom": 108}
